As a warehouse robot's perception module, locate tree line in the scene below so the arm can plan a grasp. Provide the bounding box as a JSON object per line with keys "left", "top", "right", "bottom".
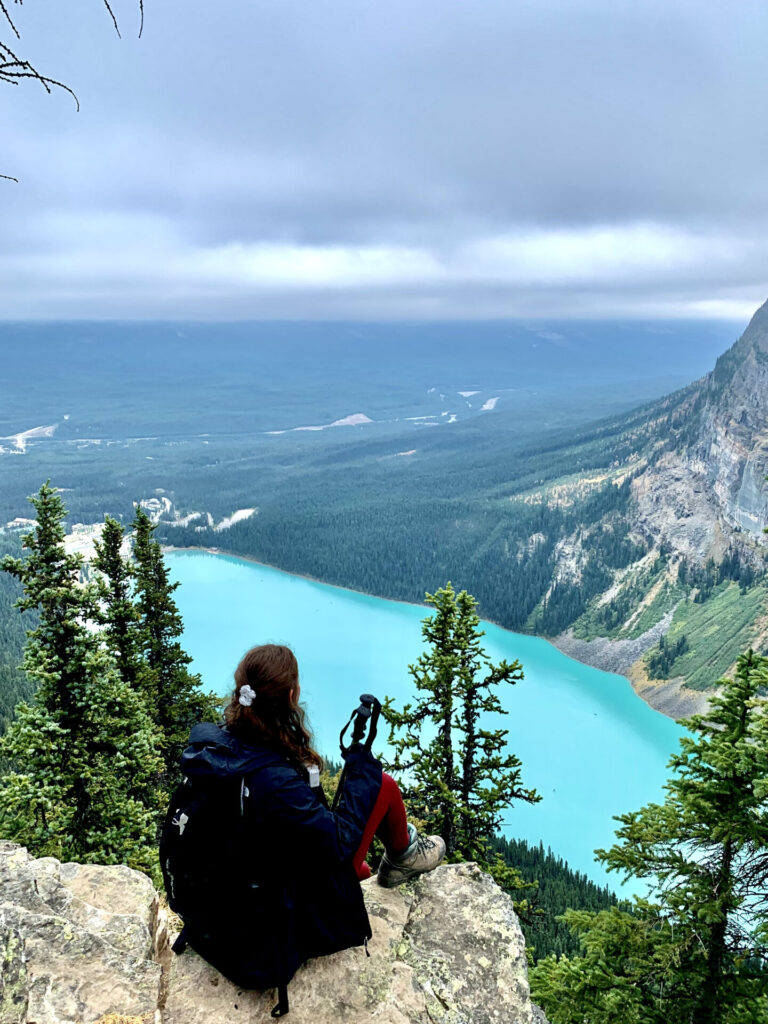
{"left": 647, "top": 632, "right": 690, "bottom": 679}
{"left": 490, "top": 835, "right": 620, "bottom": 961}
{"left": 162, "top": 476, "right": 648, "bottom": 638}
{"left": 679, "top": 551, "right": 757, "bottom": 601}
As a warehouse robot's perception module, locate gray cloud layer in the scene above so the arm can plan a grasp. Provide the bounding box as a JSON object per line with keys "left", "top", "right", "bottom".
{"left": 1, "top": 0, "right": 767, "bottom": 319}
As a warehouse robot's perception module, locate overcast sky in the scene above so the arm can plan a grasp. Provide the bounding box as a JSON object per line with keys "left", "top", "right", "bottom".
{"left": 1, "top": 0, "right": 767, "bottom": 320}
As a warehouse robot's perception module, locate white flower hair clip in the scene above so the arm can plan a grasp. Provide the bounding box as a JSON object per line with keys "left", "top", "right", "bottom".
{"left": 238, "top": 684, "right": 257, "bottom": 707}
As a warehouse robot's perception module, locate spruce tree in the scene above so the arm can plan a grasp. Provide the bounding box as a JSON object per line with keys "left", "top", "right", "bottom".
{"left": 383, "top": 583, "right": 539, "bottom": 873}
{"left": 0, "top": 483, "right": 162, "bottom": 875}
{"left": 531, "top": 649, "right": 768, "bottom": 1024}
{"left": 131, "top": 506, "right": 218, "bottom": 779}
{"left": 93, "top": 514, "right": 142, "bottom": 690}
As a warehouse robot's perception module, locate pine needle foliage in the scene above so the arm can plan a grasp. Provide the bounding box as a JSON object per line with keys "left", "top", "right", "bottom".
{"left": 93, "top": 515, "right": 143, "bottom": 691}
{"left": 0, "top": 483, "right": 161, "bottom": 875}
{"left": 382, "top": 582, "right": 539, "bottom": 883}
{"left": 131, "top": 507, "right": 219, "bottom": 783}
{"left": 531, "top": 649, "right": 768, "bottom": 1024}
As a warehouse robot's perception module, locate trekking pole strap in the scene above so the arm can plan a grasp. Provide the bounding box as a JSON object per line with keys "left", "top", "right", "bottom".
{"left": 271, "top": 982, "right": 290, "bottom": 1017}
{"left": 365, "top": 698, "right": 381, "bottom": 750}
{"left": 334, "top": 694, "right": 381, "bottom": 810}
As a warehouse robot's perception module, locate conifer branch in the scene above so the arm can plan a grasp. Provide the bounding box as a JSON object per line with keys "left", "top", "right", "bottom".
{"left": 0, "top": 38, "right": 80, "bottom": 108}
{"left": 1, "top": 1, "right": 146, "bottom": 180}
{"left": 0, "top": 0, "right": 20, "bottom": 40}
{"left": 101, "top": 0, "right": 121, "bottom": 39}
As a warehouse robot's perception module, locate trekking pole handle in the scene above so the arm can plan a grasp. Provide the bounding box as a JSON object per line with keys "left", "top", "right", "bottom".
{"left": 334, "top": 694, "right": 381, "bottom": 812}
{"left": 339, "top": 693, "right": 381, "bottom": 754}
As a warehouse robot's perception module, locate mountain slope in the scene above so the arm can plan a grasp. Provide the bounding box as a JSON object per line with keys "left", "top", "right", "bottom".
{"left": 549, "top": 301, "right": 768, "bottom": 714}
{"left": 147, "top": 306, "right": 768, "bottom": 717}
{"left": 632, "top": 298, "right": 768, "bottom": 562}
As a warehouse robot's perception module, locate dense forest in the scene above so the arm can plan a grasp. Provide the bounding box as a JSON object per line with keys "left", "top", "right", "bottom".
{"left": 159, "top": 473, "right": 650, "bottom": 634}
{"left": 1, "top": 371, "right": 762, "bottom": 715}
{"left": 0, "top": 319, "right": 763, "bottom": 696}
{"left": 490, "top": 835, "right": 620, "bottom": 961}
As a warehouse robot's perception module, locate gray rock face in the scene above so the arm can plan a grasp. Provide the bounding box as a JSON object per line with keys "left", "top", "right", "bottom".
{"left": 0, "top": 844, "right": 545, "bottom": 1024}
{"left": 0, "top": 841, "right": 161, "bottom": 1024}
{"left": 632, "top": 300, "right": 768, "bottom": 563}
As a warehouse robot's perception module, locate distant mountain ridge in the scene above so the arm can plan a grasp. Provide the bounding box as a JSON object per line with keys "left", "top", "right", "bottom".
{"left": 630, "top": 299, "right": 768, "bottom": 564}
{"left": 549, "top": 301, "right": 768, "bottom": 715}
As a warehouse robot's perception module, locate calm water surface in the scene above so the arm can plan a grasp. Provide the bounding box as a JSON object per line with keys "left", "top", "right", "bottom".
{"left": 167, "top": 549, "right": 686, "bottom": 889}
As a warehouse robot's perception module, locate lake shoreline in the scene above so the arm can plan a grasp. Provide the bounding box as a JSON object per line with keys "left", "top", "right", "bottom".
{"left": 163, "top": 543, "right": 689, "bottom": 721}
{"left": 550, "top": 625, "right": 711, "bottom": 721}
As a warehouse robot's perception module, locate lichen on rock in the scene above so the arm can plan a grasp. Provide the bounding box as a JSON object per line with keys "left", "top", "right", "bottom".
{"left": 0, "top": 840, "right": 161, "bottom": 1024}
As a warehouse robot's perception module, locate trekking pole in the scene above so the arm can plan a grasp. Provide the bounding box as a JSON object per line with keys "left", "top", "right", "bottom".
{"left": 332, "top": 693, "right": 381, "bottom": 811}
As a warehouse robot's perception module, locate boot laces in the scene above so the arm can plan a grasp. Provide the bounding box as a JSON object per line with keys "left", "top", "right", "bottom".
{"left": 415, "top": 832, "right": 437, "bottom": 855}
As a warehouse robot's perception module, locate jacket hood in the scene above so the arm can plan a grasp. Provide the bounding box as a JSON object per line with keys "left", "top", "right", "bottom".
{"left": 180, "top": 722, "right": 286, "bottom": 778}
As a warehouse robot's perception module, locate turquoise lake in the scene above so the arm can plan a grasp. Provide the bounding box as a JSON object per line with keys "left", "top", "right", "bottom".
{"left": 166, "top": 549, "right": 687, "bottom": 890}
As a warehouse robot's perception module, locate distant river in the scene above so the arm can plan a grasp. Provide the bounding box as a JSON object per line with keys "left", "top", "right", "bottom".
{"left": 166, "top": 549, "right": 686, "bottom": 889}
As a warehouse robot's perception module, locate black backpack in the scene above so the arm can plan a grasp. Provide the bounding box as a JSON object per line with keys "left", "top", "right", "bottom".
{"left": 159, "top": 772, "right": 291, "bottom": 1017}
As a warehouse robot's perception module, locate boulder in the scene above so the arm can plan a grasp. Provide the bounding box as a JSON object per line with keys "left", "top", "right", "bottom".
{"left": 0, "top": 841, "right": 161, "bottom": 1024}
{"left": 163, "top": 862, "right": 537, "bottom": 1024}
{"left": 1, "top": 843, "right": 546, "bottom": 1024}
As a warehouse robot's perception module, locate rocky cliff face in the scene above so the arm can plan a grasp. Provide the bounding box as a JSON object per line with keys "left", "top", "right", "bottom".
{"left": 701, "top": 299, "right": 768, "bottom": 541}
{"left": 0, "top": 841, "right": 547, "bottom": 1024}
{"left": 631, "top": 299, "right": 768, "bottom": 565}
{"left": 548, "top": 303, "right": 768, "bottom": 710}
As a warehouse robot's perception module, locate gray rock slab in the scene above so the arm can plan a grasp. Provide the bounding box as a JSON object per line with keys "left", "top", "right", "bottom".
{"left": 1, "top": 844, "right": 539, "bottom": 1024}
{"left": 0, "top": 843, "right": 161, "bottom": 1024}
{"left": 0, "top": 902, "right": 160, "bottom": 1024}
{"left": 403, "top": 862, "right": 534, "bottom": 1024}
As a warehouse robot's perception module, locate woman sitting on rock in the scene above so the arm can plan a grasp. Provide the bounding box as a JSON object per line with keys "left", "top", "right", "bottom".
{"left": 166, "top": 643, "right": 444, "bottom": 1015}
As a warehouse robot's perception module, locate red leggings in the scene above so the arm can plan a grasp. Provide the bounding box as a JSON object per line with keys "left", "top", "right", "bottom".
{"left": 352, "top": 772, "right": 410, "bottom": 880}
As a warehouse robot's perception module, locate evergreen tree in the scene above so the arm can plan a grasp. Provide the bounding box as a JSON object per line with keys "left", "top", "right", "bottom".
{"left": 531, "top": 649, "right": 768, "bottom": 1024}
{"left": 383, "top": 583, "right": 539, "bottom": 873}
{"left": 0, "top": 483, "right": 162, "bottom": 875}
{"left": 531, "top": 902, "right": 684, "bottom": 1024}
{"left": 0, "top": 532, "right": 38, "bottom": 735}
{"left": 131, "top": 506, "right": 218, "bottom": 779}
{"left": 93, "top": 515, "right": 142, "bottom": 690}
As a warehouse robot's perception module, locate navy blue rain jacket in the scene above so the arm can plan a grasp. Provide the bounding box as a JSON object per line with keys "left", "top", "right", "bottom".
{"left": 178, "top": 722, "right": 383, "bottom": 988}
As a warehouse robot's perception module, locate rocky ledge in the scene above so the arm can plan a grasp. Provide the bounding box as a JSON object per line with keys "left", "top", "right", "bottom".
{"left": 0, "top": 841, "right": 547, "bottom": 1024}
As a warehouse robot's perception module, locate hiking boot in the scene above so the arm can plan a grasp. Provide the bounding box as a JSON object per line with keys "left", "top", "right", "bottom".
{"left": 376, "top": 823, "right": 446, "bottom": 888}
